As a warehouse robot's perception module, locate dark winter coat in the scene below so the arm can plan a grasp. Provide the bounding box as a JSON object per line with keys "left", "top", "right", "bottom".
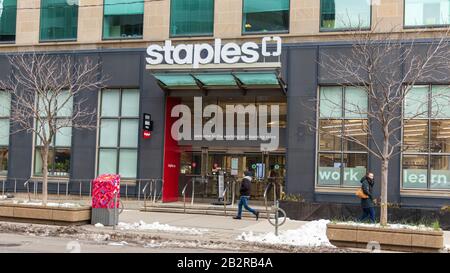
{"left": 240, "top": 176, "right": 252, "bottom": 196}
{"left": 360, "top": 176, "right": 375, "bottom": 208}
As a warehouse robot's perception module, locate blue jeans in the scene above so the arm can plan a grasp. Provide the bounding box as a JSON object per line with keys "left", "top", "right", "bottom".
{"left": 359, "top": 207, "right": 375, "bottom": 223}
{"left": 236, "top": 196, "right": 257, "bottom": 218}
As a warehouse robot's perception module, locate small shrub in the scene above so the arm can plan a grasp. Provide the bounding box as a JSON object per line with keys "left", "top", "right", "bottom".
{"left": 281, "top": 193, "right": 304, "bottom": 202}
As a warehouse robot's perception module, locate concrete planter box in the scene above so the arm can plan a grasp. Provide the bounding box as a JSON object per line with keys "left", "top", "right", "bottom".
{"left": 327, "top": 223, "right": 444, "bottom": 252}
{"left": 0, "top": 203, "right": 91, "bottom": 225}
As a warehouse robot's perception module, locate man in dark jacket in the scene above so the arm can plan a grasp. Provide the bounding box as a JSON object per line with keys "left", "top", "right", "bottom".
{"left": 359, "top": 172, "right": 376, "bottom": 223}
{"left": 233, "top": 171, "right": 260, "bottom": 220}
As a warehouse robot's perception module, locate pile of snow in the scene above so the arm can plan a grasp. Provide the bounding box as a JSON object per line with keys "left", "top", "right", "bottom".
{"left": 0, "top": 195, "right": 7, "bottom": 200}
{"left": 94, "top": 223, "right": 104, "bottom": 228}
{"left": 237, "top": 219, "right": 334, "bottom": 248}
{"left": 108, "top": 241, "right": 128, "bottom": 246}
{"left": 334, "top": 221, "right": 438, "bottom": 231}
{"left": 117, "top": 220, "right": 208, "bottom": 235}
{"left": 17, "top": 201, "right": 81, "bottom": 208}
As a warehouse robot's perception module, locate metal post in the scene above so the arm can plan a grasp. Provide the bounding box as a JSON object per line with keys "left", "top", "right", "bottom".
{"left": 191, "top": 179, "right": 195, "bottom": 206}
{"left": 79, "top": 181, "right": 82, "bottom": 198}
{"left": 137, "top": 180, "right": 141, "bottom": 201}
{"left": 113, "top": 192, "right": 117, "bottom": 230}
{"left": 14, "top": 179, "right": 16, "bottom": 194}
{"left": 57, "top": 181, "right": 60, "bottom": 198}
{"left": 2, "top": 179, "right": 4, "bottom": 196}
{"left": 125, "top": 183, "right": 128, "bottom": 201}
{"left": 275, "top": 200, "right": 279, "bottom": 236}
{"left": 89, "top": 180, "right": 92, "bottom": 198}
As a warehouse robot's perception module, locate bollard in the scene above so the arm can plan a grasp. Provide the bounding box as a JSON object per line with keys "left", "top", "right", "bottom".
{"left": 275, "top": 200, "right": 279, "bottom": 236}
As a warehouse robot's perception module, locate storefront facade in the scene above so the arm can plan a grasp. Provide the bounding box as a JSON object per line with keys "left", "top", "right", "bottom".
{"left": 0, "top": 0, "right": 449, "bottom": 208}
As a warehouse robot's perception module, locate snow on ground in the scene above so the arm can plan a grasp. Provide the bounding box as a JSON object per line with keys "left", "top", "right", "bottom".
{"left": 94, "top": 223, "right": 104, "bottom": 228}
{"left": 334, "top": 221, "right": 438, "bottom": 231}
{"left": 117, "top": 220, "right": 208, "bottom": 235}
{"left": 237, "top": 219, "right": 334, "bottom": 248}
{"left": 108, "top": 241, "right": 128, "bottom": 246}
{"left": 0, "top": 195, "right": 7, "bottom": 200}
{"left": 12, "top": 200, "right": 81, "bottom": 208}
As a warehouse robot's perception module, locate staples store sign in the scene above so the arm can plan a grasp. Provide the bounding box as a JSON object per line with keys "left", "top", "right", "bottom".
{"left": 146, "top": 37, "right": 282, "bottom": 69}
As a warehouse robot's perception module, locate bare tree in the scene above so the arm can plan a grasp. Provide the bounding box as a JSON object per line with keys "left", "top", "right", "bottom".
{"left": 0, "top": 53, "right": 105, "bottom": 205}
{"left": 305, "top": 22, "right": 450, "bottom": 225}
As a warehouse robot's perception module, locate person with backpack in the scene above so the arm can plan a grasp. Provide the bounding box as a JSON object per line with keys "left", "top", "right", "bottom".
{"left": 233, "top": 170, "right": 260, "bottom": 220}
{"left": 357, "top": 172, "right": 376, "bottom": 223}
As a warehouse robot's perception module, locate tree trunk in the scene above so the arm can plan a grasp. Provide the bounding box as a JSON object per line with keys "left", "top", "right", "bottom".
{"left": 42, "top": 145, "right": 49, "bottom": 206}
{"left": 380, "top": 159, "right": 389, "bottom": 225}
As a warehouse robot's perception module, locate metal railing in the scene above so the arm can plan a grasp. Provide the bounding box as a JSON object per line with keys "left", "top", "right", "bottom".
{"left": 263, "top": 178, "right": 284, "bottom": 219}
{"left": 141, "top": 179, "right": 164, "bottom": 208}
{"left": 182, "top": 177, "right": 196, "bottom": 213}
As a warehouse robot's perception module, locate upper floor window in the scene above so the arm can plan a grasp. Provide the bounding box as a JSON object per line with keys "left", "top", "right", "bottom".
{"left": 320, "top": 0, "right": 371, "bottom": 31}
{"left": 0, "top": 0, "right": 17, "bottom": 42}
{"left": 405, "top": 0, "right": 450, "bottom": 27}
{"left": 170, "top": 0, "right": 214, "bottom": 37}
{"left": 242, "top": 0, "right": 289, "bottom": 34}
{"left": 0, "top": 91, "right": 10, "bottom": 176}
{"left": 103, "top": 0, "right": 144, "bottom": 39}
{"left": 40, "top": 0, "right": 79, "bottom": 41}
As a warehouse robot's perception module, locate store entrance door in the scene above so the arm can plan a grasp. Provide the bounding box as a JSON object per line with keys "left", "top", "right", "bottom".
{"left": 179, "top": 148, "right": 286, "bottom": 202}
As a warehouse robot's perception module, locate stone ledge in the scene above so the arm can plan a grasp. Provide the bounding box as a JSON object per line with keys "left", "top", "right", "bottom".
{"left": 0, "top": 203, "right": 91, "bottom": 226}
{"left": 327, "top": 223, "right": 444, "bottom": 252}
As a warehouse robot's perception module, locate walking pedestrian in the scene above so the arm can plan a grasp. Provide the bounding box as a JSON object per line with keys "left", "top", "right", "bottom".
{"left": 233, "top": 170, "right": 260, "bottom": 220}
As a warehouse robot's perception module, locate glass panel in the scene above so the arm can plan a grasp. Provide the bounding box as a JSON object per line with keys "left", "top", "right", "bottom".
{"left": 56, "top": 91, "right": 73, "bottom": 117}
{"left": 345, "top": 87, "right": 367, "bottom": 118}
{"left": 194, "top": 74, "right": 237, "bottom": 86}
{"left": 405, "top": 86, "right": 429, "bottom": 118}
{"left": 431, "top": 85, "right": 450, "bottom": 118}
{"left": 320, "top": 0, "right": 371, "bottom": 30}
{"left": 430, "top": 155, "right": 450, "bottom": 189}
{"left": 100, "top": 119, "right": 119, "bottom": 147}
{"left": 234, "top": 73, "right": 279, "bottom": 85}
{"left": 243, "top": 0, "right": 289, "bottom": 33}
{"left": 170, "top": 0, "right": 214, "bottom": 36}
{"left": 403, "top": 120, "right": 429, "bottom": 152}
{"left": 0, "top": 91, "right": 11, "bottom": 116}
{"left": 317, "top": 153, "right": 342, "bottom": 186}
{"left": 103, "top": 14, "right": 143, "bottom": 39}
{"left": 40, "top": 0, "right": 78, "bottom": 41}
{"left": 431, "top": 120, "right": 450, "bottom": 153}
{"left": 35, "top": 120, "right": 50, "bottom": 146}
{"left": 319, "top": 119, "right": 342, "bottom": 151}
{"left": 98, "top": 148, "right": 117, "bottom": 175}
{"left": 0, "top": 119, "right": 9, "bottom": 146}
{"left": 118, "top": 149, "right": 137, "bottom": 178}
{"left": 101, "top": 89, "right": 120, "bottom": 117}
{"left": 104, "top": 0, "right": 144, "bottom": 15}
{"left": 402, "top": 154, "right": 428, "bottom": 189}
{"left": 55, "top": 125, "right": 72, "bottom": 147}
{"left": 0, "top": 147, "right": 7, "bottom": 175}
{"left": 343, "top": 119, "right": 368, "bottom": 151}
{"left": 50, "top": 148, "right": 70, "bottom": 176}
{"left": 120, "top": 119, "right": 139, "bottom": 148}
{"left": 153, "top": 74, "right": 198, "bottom": 87}
{"left": 0, "top": 0, "right": 16, "bottom": 42}
{"left": 121, "top": 89, "right": 140, "bottom": 117}
{"left": 320, "top": 86, "right": 343, "bottom": 118}
{"left": 34, "top": 149, "right": 44, "bottom": 175}
{"left": 405, "top": 0, "right": 450, "bottom": 27}
{"left": 343, "top": 153, "right": 367, "bottom": 187}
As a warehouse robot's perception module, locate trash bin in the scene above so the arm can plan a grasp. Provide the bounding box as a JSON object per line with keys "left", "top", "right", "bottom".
{"left": 91, "top": 174, "right": 121, "bottom": 226}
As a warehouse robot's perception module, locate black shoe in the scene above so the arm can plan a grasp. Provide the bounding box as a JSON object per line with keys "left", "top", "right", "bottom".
{"left": 255, "top": 211, "right": 260, "bottom": 221}
{"left": 233, "top": 216, "right": 241, "bottom": 220}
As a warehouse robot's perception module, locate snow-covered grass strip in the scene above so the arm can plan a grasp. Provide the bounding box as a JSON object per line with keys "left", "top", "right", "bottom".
{"left": 333, "top": 221, "right": 439, "bottom": 231}
{"left": 12, "top": 200, "right": 82, "bottom": 208}
{"left": 117, "top": 220, "right": 208, "bottom": 235}
{"left": 237, "top": 219, "right": 334, "bottom": 248}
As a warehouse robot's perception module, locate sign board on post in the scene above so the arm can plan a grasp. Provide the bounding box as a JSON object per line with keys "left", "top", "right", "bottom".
{"left": 143, "top": 113, "right": 153, "bottom": 139}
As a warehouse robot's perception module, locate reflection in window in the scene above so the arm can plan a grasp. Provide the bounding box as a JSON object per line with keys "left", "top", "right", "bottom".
{"left": 242, "top": 0, "right": 290, "bottom": 34}
{"left": 405, "top": 0, "right": 450, "bottom": 27}
{"left": 40, "top": 0, "right": 78, "bottom": 41}
{"left": 0, "top": 91, "right": 10, "bottom": 175}
{"left": 0, "top": 0, "right": 17, "bottom": 42}
{"left": 320, "top": 0, "right": 371, "bottom": 30}
{"left": 103, "top": 0, "right": 144, "bottom": 39}
{"left": 170, "top": 0, "right": 214, "bottom": 37}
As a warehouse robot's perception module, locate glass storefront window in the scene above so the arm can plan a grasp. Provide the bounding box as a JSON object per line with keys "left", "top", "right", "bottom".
{"left": 242, "top": 0, "right": 290, "bottom": 34}
{"left": 317, "top": 86, "right": 368, "bottom": 187}
{"left": 40, "top": 0, "right": 78, "bottom": 41}
{"left": 0, "top": 91, "right": 10, "bottom": 176}
{"left": 103, "top": 0, "right": 144, "bottom": 39}
{"left": 405, "top": 0, "right": 450, "bottom": 27}
{"left": 320, "top": 0, "right": 371, "bottom": 31}
{"left": 0, "top": 0, "right": 17, "bottom": 42}
{"left": 170, "top": 0, "right": 214, "bottom": 37}
{"left": 402, "top": 85, "right": 450, "bottom": 191}
{"left": 98, "top": 89, "right": 140, "bottom": 178}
